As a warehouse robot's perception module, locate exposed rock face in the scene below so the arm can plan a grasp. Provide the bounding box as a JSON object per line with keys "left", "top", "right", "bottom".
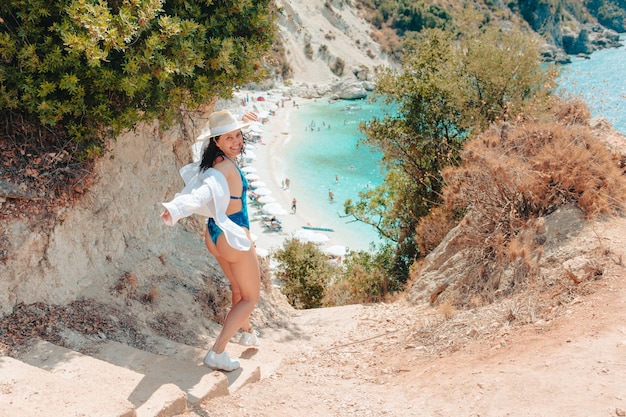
{"left": 0, "top": 120, "right": 219, "bottom": 315}
{"left": 273, "top": 0, "right": 394, "bottom": 86}
{"left": 561, "top": 24, "right": 622, "bottom": 55}
{"left": 330, "top": 80, "right": 368, "bottom": 100}
{"left": 278, "top": 79, "right": 370, "bottom": 100}
{"left": 406, "top": 204, "right": 588, "bottom": 306}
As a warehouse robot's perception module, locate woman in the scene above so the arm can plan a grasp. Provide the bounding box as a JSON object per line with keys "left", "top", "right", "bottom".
{"left": 161, "top": 110, "right": 260, "bottom": 372}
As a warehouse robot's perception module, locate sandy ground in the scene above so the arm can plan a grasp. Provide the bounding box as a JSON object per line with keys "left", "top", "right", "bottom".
{"left": 178, "top": 215, "right": 626, "bottom": 417}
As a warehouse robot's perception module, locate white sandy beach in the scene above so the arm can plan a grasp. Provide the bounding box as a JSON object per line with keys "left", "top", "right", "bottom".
{"left": 231, "top": 91, "right": 373, "bottom": 258}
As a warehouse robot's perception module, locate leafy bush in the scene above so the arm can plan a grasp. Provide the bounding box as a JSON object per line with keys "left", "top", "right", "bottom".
{"left": 274, "top": 239, "right": 403, "bottom": 308}
{"left": 324, "top": 244, "right": 400, "bottom": 306}
{"left": 2, "top": 0, "right": 276, "bottom": 143}
{"left": 587, "top": 0, "right": 626, "bottom": 31}
{"left": 273, "top": 238, "right": 338, "bottom": 309}
{"left": 330, "top": 57, "right": 345, "bottom": 76}
{"left": 304, "top": 38, "right": 313, "bottom": 60}
{"left": 0, "top": 0, "right": 276, "bottom": 213}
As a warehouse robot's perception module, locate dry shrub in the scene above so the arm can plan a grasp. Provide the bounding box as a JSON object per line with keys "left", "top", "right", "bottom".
{"left": 415, "top": 206, "right": 457, "bottom": 256}
{"left": 551, "top": 96, "right": 591, "bottom": 125}
{"left": 323, "top": 279, "right": 353, "bottom": 307}
{"left": 438, "top": 97, "right": 626, "bottom": 306}
{"left": 113, "top": 272, "right": 138, "bottom": 298}
{"left": 113, "top": 273, "right": 161, "bottom": 304}
{"left": 140, "top": 285, "right": 160, "bottom": 304}
{"left": 258, "top": 255, "right": 273, "bottom": 293}
{"left": 324, "top": 263, "right": 390, "bottom": 306}
{"left": 437, "top": 300, "right": 455, "bottom": 320}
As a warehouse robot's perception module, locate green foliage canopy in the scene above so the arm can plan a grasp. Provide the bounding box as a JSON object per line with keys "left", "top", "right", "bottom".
{"left": 326, "top": 245, "right": 400, "bottom": 305}
{"left": 273, "top": 238, "right": 338, "bottom": 309}
{"left": 0, "top": 0, "right": 276, "bottom": 154}
{"left": 359, "top": 0, "right": 451, "bottom": 33}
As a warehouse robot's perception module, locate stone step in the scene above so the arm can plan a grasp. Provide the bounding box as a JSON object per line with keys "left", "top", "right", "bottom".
{"left": 144, "top": 335, "right": 265, "bottom": 393}
{"left": 2, "top": 331, "right": 282, "bottom": 417}
{"left": 18, "top": 340, "right": 187, "bottom": 417}
{"left": 92, "top": 340, "right": 228, "bottom": 405}
{"left": 0, "top": 355, "right": 136, "bottom": 417}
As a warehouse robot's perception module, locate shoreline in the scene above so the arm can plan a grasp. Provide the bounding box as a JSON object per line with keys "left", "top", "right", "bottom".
{"left": 231, "top": 91, "right": 375, "bottom": 256}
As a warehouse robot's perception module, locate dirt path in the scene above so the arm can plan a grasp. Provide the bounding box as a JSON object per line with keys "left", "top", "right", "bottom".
{"left": 178, "top": 218, "right": 626, "bottom": 417}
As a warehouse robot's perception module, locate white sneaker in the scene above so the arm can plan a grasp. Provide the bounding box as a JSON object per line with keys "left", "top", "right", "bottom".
{"left": 203, "top": 350, "right": 240, "bottom": 372}
{"left": 238, "top": 329, "right": 260, "bottom": 347}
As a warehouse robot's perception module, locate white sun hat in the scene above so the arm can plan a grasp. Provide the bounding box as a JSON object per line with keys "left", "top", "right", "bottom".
{"left": 196, "top": 110, "right": 250, "bottom": 141}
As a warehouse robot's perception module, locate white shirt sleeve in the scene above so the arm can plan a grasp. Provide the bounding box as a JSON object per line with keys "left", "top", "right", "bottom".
{"left": 161, "top": 180, "right": 218, "bottom": 225}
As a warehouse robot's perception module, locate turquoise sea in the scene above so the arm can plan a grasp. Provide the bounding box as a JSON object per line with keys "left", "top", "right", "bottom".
{"left": 285, "top": 39, "right": 626, "bottom": 251}
{"left": 557, "top": 38, "right": 626, "bottom": 134}
{"left": 283, "top": 98, "right": 389, "bottom": 250}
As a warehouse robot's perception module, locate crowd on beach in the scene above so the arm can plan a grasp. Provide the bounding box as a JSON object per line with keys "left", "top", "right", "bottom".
{"left": 223, "top": 89, "right": 349, "bottom": 262}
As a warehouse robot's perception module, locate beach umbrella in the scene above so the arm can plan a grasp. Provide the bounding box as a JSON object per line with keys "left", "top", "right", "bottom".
{"left": 324, "top": 245, "right": 346, "bottom": 257}
{"left": 262, "top": 202, "right": 287, "bottom": 216}
{"left": 249, "top": 180, "right": 266, "bottom": 188}
{"left": 257, "top": 195, "right": 276, "bottom": 204}
{"left": 244, "top": 143, "right": 257, "bottom": 150}
{"left": 255, "top": 247, "right": 269, "bottom": 257}
{"left": 243, "top": 150, "right": 257, "bottom": 161}
{"left": 248, "top": 124, "right": 264, "bottom": 134}
{"left": 246, "top": 124, "right": 264, "bottom": 140}
{"left": 241, "top": 166, "right": 257, "bottom": 173}
{"left": 254, "top": 187, "right": 272, "bottom": 196}
{"left": 293, "top": 229, "right": 329, "bottom": 244}
{"left": 245, "top": 173, "right": 260, "bottom": 181}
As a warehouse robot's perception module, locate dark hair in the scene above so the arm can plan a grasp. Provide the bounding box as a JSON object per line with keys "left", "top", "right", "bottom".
{"left": 199, "top": 131, "right": 249, "bottom": 172}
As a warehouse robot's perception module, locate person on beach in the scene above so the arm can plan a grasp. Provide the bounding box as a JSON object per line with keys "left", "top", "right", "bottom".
{"left": 284, "top": 177, "right": 290, "bottom": 190}
{"left": 328, "top": 189, "right": 334, "bottom": 202}
{"left": 291, "top": 198, "right": 297, "bottom": 214}
{"left": 160, "top": 110, "right": 261, "bottom": 372}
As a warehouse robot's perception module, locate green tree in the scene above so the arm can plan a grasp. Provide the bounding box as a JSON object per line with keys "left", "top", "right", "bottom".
{"left": 273, "top": 238, "right": 338, "bottom": 309}
{"left": 346, "top": 27, "right": 555, "bottom": 281}
{"left": 324, "top": 244, "right": 399, "bottom": 306}
{"left": 1, "top": 0, "right": 276, "bottom": 203}
{"left": 0, "top": 0, "right": 275, "bottom": 212}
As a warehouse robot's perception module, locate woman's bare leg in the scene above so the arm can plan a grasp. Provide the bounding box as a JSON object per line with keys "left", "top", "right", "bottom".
{"left": 204, "top": 230, "right": 252, "bottom": 331}
{"left": 210, "top": 234, "right": 260, "bottom": 354}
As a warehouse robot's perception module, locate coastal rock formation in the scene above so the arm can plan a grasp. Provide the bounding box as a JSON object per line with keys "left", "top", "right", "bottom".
{"left": 281, "top": 79, "right": 370, "bottom": 100}
{"left": 330, "top": 80, "right": 368, "bottom": 100}
{"left": 273, "top": 0, "right": 624, "bottom": 85}
{"left": 407, "top": 204, "right": 588, "bottom": 306}
{"left": 561, "top": 23, "right": 621, "bottom": 55}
